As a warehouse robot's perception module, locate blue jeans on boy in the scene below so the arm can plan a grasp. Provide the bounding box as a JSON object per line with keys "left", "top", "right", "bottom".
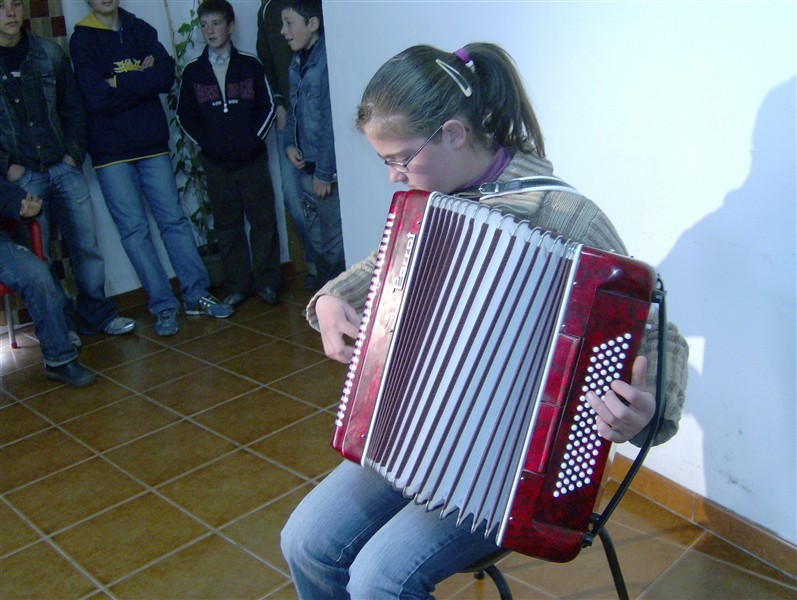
{"left": 281, "top": 461, "right": 501, "bottom": 598}
{"left": 300, "top": 171, "right": 344, "bottom": 286}
{"left": 277, "top": 127, "right": 315, "bottom": 269}
{"left": 94, "top": 154, "right": 210, "bottom": 316}
{"left": 0, "top": 239, "right": 76, "bottom": 366}
{"left": 13, "top": 161, "right": 117, "bottom": 335}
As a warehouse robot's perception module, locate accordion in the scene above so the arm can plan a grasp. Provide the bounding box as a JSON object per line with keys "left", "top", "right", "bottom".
{"left": 331, "top": 185, "right": 656, "bottom": 562}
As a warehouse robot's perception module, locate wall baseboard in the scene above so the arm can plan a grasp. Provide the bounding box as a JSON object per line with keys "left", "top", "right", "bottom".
{"left": 608, "top": 454, "right": 796, "bottom": 578}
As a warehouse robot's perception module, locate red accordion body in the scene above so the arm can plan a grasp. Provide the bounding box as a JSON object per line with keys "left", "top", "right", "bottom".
{"left": 331, "top": 189, "right": 655, "bottom": 562}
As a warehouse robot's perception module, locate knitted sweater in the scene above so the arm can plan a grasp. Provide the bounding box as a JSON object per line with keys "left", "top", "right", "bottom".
{"left": 307, "top": 148, "right": 688, "bottom": 446}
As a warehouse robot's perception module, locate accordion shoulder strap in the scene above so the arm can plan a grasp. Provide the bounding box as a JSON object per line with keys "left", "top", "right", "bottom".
{"left": 457, "top": 175, "right": 580, "bottom": 200}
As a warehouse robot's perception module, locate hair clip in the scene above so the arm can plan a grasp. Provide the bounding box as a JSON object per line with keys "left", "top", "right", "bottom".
{"left": 453, "top": 48, "right": 476, "bottom": 75}
{"left": 435, "top": 59, "right": 472, "bottom": 97}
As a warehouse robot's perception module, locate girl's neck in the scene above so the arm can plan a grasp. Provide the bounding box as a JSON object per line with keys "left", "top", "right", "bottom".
{"left": 456, "top": 144, "right": 512, "bottom": 192}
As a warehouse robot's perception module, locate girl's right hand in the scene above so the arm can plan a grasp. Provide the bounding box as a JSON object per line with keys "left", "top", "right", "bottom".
{"left": 315, "top": 295, "right": 360, "bottom": 363}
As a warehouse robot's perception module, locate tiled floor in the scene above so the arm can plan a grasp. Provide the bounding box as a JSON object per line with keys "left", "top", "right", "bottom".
{"left": 1, "top": 275, "right": 796, "bottom": 599}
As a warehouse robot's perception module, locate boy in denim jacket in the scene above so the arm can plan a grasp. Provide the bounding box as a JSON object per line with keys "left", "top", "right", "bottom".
{"left": 281, "top": 0, "right": 345, "bottom": 287}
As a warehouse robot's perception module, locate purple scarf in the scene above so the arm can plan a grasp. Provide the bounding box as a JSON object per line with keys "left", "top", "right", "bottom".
{"left": 456, "top": 145, "right": 513, "bottom": 192}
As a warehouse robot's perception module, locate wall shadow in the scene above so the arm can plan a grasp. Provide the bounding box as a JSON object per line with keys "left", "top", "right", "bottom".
{"left": 657, "top": 77, "right": 796, "bottom": 537}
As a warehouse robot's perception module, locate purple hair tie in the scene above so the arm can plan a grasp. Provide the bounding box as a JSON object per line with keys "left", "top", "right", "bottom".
{"left": 454, "top": 48, "right": 476, "bottom": 74}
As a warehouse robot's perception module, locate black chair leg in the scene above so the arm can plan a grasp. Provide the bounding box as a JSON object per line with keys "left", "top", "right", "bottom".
{"left": 598, "top": 528, "right": 630, "bottom": 600}
{"left": 481, "top": 564, "right": 512, "bottom": 600}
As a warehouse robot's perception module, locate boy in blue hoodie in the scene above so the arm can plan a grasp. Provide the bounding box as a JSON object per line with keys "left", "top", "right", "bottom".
{"left": 177, "top": 0, "right": 282, "bottom": 308}
{"left": 281, "top": 0, "right": 345, "bottom": 288}
{"left": 69, "top": 0, "right": 233, "bottom": 336}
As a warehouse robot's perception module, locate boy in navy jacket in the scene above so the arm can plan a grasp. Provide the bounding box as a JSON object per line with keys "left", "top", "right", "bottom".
{"left": 177, "top": 0, "right": 282, "bottom": 308}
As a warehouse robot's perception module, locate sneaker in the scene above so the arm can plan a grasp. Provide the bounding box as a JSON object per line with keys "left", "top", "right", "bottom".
{"left": 155, "top": 308, "right": 180, "bottom": 336}
{"left": 222, "top": 291, "right": 250, "bottom": 309}
{"left": 103, "top": 316, "right": 136, "bottom": 336}
{"left": 184, "top": 295, "right": 234, "bottom": 318}
{"left": 258, "top": 286, "right": 279, "bottom": 306}
{"left": 68, "top": 331, "right": 82, "bottom": 349}
{"left": 45, "top": 359, "right": 96, "bottom": 388}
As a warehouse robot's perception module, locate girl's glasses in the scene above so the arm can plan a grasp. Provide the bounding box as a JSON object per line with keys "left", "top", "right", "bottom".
{"left": 383, "top": 125, "right": 443, "bottom": 173}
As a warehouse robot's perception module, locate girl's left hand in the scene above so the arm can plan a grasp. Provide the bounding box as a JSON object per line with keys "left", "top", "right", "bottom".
{"left": 587, "top": 355, "right": 656, "bottom": 443}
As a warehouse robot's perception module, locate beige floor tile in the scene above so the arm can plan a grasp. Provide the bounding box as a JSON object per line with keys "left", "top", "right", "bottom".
{"left": 691, "top": 532, "right": 797, "bottom": 588}
{"left": 222, "top": 484, "right": 313, "bottom": 574}
{"left": 174, "top": 325, "right": 277, "bottom": 363}
{"left": 437, "top": 570, "right": 552, "bottom": 599}
{"left": 607, "top": 487, "right": 704, "bottom": 547}
{"left": 219, "top": 340, "right": 326, "bottom": 385}
{"left": 157, "top": 450, "right": 304, "bottom": 528}
{"left": 52, "top": 493, "right": 207, "bottom": 585}
{"left": 238, "top": 303, "right": 315, "bottom": 338}
{"left": 136, "top": 313, "right": 233, "bottom": 345}
{"left": 0, "top": 363, "right": 61, "bottom": 401}
{"left": 225, "top": 297, "right": 275, "bottom": 324}
{"left": 0, "top": 428, "right": 93, "bottom": 493}
{"left": 0, "top": 333, "right": 43, "bottom": 376}
{"left": 0, "top": 403, "right": 51, "bottom": 445}
{"left": 695, "top": 496, "right": 797, "bottom": 578}
{"left": 23, "top": 376, "right": 133, "bottom": 423}
{"left": 108, "top": 534, "right": 288, "bottom": 599}
{"left": 59, "top": 396, "right": 180, "bottom": 452}
{"left": 105, "top": 421, "right": 236, "bottom": 486}
{"left": 0, "top": 500, "right": 39, "bottom": 555}
{"left": 266, "top": 582, "right": 301, "bottom": 600}
{"left": 0, "top": 540, "right": 99, "bottom": 599}
{"left": 5, "top": 457, "right": 144, "bottom": 534}
{"left": 269, "top": 358, "right": 348, "bottom": 407}
{"left": 145, "top": 365, "right": 259, "bottom": 416}
{"left": 75, "top": 333, "right": 164, "bottom": 372}
{"left": 642, "top": 548, "right": 796, "bottom": 599}
{"left": 278, "top": 283, "right": 315, "bottom": 307}
{"left": 284, "top": 327, "right": 325, "bottom": 353}
{"left": 1, "top": 285, "right": 792, "bottom": 599}
{"left": 192, "top": 388, "right": 317, "bottom": 444}
{"left": 249, "top": 412, "right": 344, "bottom": 479}
{"left": 103, "top": 348, "right": 207, "bottom": 392}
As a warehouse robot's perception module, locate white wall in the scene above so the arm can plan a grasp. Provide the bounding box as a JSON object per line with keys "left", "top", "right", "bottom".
{"left": 321, "top": 1, "right": 796, "bottom": 544}
{"left": 61, "top": 0, "right": 289, "bottom": 296}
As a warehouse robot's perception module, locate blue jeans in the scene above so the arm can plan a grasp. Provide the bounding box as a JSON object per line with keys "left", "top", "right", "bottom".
{"left": 0, "top": 239, "right": 76, "bottom": 366}
{"left": 277, "top": 127, "right": 316, "bottom": 269}
{"left": 94, "top": 154, "right": 210, "bottom": 315}
{"left": 281, "top": 461, "right": 501, "bottom": 599}
{"left": 13, "top": 161, "right": 118, "bottom": 335}
{"left": 300, "top": 172, "right": 344, "bottom": 286}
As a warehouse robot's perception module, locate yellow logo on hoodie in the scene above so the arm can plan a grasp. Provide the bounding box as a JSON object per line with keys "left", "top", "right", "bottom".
{"left": 113, "top": 58, "right": 144, "bottom": 74}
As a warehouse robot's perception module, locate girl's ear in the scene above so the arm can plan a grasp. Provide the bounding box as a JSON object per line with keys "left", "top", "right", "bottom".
{"left": 442, "top": 119, "right": 469, "bottom": 150}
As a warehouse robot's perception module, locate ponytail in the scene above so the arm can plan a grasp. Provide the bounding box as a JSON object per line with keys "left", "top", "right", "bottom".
{"left": 356, "top": 42, "right": 545, "bottom": 157}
